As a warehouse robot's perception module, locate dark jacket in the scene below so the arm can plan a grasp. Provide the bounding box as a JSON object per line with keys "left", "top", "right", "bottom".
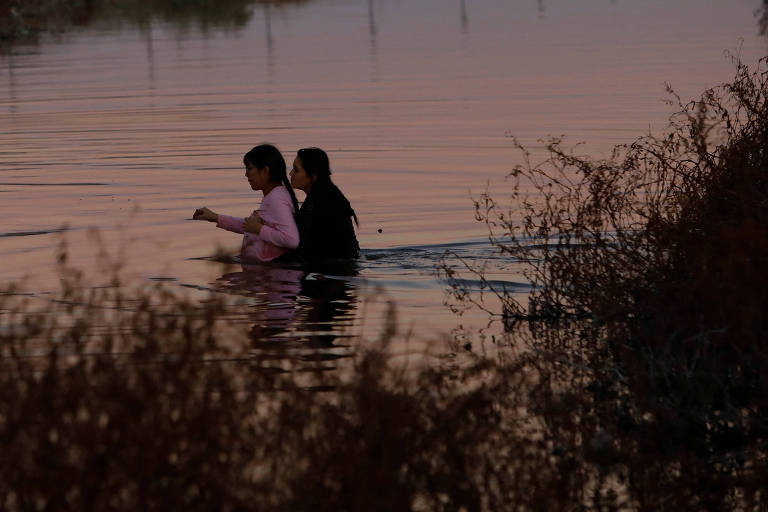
{"left": 295, "top": 180, "right": 359, "bottom": 263}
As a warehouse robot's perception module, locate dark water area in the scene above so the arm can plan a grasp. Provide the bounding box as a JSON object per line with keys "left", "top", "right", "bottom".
{"left": 1, "top": 0, "right": 767, "bottom": 350}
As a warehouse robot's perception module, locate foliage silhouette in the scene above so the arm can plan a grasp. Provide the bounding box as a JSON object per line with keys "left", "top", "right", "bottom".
{"left": 440, "top": 54, "right": 768, "bottom": 509}
{"left": 0, "top": 243, "right": 617, "bottom": 511}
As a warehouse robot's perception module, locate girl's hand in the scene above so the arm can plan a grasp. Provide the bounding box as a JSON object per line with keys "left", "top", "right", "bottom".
{"left": 243, "top": 212, "right": 264, "bottom": 234}
{"left": 193, "top": 207, "right": 218, "bottom": 222}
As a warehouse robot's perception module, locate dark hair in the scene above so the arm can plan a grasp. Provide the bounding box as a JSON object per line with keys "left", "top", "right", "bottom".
{"left": 243, "top": 144, "right": 299, "bottom": 215}
{"left": 296, "top": 147, "right": 332, "bottom": 183}
{"left": 297, "top": 147, "right": 358, "bottom": 227}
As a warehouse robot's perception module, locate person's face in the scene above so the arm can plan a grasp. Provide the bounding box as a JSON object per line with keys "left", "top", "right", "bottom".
{"left": 245, "top": 165, "right": 269, "bottom": 191}
{"left": 289, "top": 157, "right": 314, "bottom": 193}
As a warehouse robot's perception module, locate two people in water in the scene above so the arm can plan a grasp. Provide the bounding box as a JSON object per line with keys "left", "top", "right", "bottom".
{"left": 193, "top": 144, "right": 359, "bottom": 265}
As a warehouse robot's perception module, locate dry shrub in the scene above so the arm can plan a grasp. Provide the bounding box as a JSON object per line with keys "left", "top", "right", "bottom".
{"left": 443, "top": 55, "right": 768, "bottom": 509}
{"left": 0, "top": 242, "right": 624, "bottom": 511}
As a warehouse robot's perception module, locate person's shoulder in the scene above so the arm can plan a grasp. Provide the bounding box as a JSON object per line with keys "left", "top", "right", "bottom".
{"left": 316, "top": 181, "right": 351, "bottom": 205}
{"left": 265, "top": 185, "right": 293, "bottom": 204}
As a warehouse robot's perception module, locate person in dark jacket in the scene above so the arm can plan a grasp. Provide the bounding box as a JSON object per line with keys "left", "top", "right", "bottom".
{"left": 289, "top": 147, "right": 360, "bottom": 264}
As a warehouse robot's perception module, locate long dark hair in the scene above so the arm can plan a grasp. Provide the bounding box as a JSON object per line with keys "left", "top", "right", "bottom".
{"left": 296, "top": 147, "right": 332, "bottom": 183}
{"left": 243, "top": 144, "right": 299, "bottom": 215}
{"left": 296, "top": 147, "right": 358, "bottom": 226}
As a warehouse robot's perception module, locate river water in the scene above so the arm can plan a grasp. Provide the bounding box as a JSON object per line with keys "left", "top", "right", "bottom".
{"left": 1, "top": 0, "right": 766, "bottom": 351}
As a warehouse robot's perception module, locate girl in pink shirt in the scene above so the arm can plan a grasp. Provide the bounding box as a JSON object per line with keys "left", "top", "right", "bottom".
{"left": 193, "top": 144, "right": 300, "bottom": 262}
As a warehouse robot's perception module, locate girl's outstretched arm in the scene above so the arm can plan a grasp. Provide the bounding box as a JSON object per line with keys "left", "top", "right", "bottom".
{"left": 216, "top": 214, "right": 246, "bottom": 234}
{"left": 193, "top": 207, "right": 219, "bottom": 223}
{"left": 194, "top": 207, "right": 246, "bottom": 234}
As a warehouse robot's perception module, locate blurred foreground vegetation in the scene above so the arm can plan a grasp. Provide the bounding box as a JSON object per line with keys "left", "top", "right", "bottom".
{"left": 1, "top": 54, "right": 768, "bottom": 510}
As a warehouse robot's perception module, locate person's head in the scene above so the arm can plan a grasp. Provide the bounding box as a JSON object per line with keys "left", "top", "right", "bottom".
{"left": 290, "top": 147, "right": 332, "bottom": 193}
{"left": 243, "top": 144, "right": 299, "bottom": 212}
{"left": 291, "top": 146, "right": 358, "bottom": 227}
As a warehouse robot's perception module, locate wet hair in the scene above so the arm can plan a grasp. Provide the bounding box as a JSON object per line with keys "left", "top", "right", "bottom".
{"left": 297, "top": 147, "right": 358, "bottom": 227}
{"left": 296, "top": 147, "right": 332, "bottom": 183}
{"left": 243, "top": 144, "right": 299, "bottom": 215}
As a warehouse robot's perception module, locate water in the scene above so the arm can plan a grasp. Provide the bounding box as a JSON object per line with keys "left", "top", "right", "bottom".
{"left": 1, "top": 0, "right": 766, "bottom": 350}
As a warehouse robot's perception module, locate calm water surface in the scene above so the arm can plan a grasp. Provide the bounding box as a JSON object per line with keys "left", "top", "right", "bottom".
{"left": 1, "top": 0, "right": 766, "bottom": 349}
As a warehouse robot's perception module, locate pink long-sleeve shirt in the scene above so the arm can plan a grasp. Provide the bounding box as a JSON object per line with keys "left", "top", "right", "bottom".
{"left": 216, "top": 185, "right": 299, "bottom": 262}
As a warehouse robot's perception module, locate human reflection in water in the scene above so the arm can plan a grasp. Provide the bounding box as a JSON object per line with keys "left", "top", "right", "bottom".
{"left": 212, "top": 260, "right": 359, "bottom": 365}
{"left": 297, "top": 260, "right": 360, "bottom": 348}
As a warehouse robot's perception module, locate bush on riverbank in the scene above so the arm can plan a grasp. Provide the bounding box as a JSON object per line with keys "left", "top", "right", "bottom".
{"left": 443, "top": 55, "right": 768, "bottom": 509}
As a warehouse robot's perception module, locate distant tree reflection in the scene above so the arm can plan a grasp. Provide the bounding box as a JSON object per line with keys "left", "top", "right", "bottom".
{"left": 0, "top": 0, "right": 313, "bottom": 44}
{"left": 106, "top": 0, "right": 314, "bottom": 33}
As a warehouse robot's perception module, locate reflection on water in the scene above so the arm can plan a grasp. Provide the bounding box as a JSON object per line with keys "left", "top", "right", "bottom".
{"left": 211, "top": 262, "right": 358, "bottom": 350}
{"left": 171, "top": 239, "right": 524, "bottom": 361}
{"left": 0, "top": 0, "right": 314, "bottom": 46}
{"left": 1, "top": 0, "right": 766, "bottom": 346}
{"left": 214, "top": 264, "right": 305, "bottom": 336}
{"left": 459, "top": 0, "right": 469, "bottom": 34}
